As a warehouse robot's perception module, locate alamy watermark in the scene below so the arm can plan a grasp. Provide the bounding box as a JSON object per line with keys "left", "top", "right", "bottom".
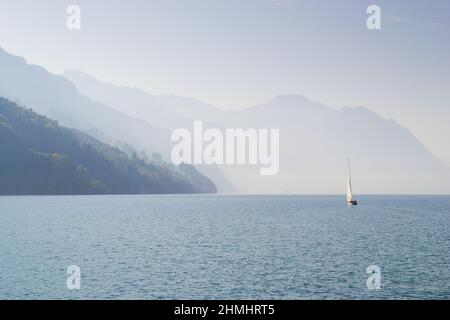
{"left": 64, "top": 4, "right": 381, "bottom": 31}
{"left": 66, "top": 265, "right": 81, "bottom": 290}
{"left": 66, "top": 5, "right": 81, "bottom": 30}
{"left": 367, "top": 5, "right": 381, "bottom": 30}
{"left": 366, "top": 265, "right": 381, "bottom": 290}
{"left": 171, "top": 121, "right": 280, "bottom": 175}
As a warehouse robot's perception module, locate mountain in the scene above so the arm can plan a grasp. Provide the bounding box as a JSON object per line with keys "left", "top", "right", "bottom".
{"left": 213, "top": 94, "right": 450, "bottom": 194}
{"left": 62, "top": 69, "right": 236, "bottom": 193}
{"left": 62, "top": 68, "right": 450, "bottom": 194}
{"left": 62, "top": 70, "right": 224, "bottom": 128}
{"left": 157, "top": 94, "right": 223, "bottom": 123}
{"left": 0, "top": 47, "right": 171, "bottom": 159}
{"left": 0, "top": 48, "right": 234, "bottom": 193}
{"left": 2, "top": 47, "right": 449, "bottom": 194}
{"left": 0, "top": 97, "right": 216, "bottom": 195}
{"left": 62, "top": 70, "right": 187, "bottom": 130}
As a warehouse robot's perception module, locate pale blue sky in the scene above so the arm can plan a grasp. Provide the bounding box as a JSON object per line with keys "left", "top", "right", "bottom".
{"left": 0, "top": 0, "right": 449, "bottom": 165}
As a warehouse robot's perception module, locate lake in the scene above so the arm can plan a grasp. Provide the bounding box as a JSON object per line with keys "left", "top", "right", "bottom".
{"left": 0, "top": 195, "right": 449, "bottom": 299}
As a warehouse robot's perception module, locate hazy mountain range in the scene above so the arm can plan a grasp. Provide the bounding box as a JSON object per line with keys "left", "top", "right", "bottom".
{"left": 62, "top": 69, "right": 236, "bottom": 192}
{"left": 63, "top": 70, "right": 450, "bottom": 194}
{"left": 0, "top": 47, "right": 170, "bottom": 158}
{"left": 1, "top": 46, "right": 449, "bottom": 194}
{"left": 220, "top": 95, "right": 450, "bottom": 194}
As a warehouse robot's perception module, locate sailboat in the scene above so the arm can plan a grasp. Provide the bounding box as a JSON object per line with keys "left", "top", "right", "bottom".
{"left": 347, "top": 158, "right": 358, "bottom": 206}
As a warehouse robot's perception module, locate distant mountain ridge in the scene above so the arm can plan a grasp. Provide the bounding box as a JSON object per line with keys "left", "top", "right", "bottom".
{"left": 62, "top": 70, "right": 188, "bottom": 130}
{"left": 0, "top": 47, "right": 171, "bottom": 158}
{"left": 62, "top": 69, "right": 235, "bottom": 192}
{"left": 63, "top": 68, "right": 450, "bottom": 193}
{"left": 63, "top": 70, "right": 224, "bottom": 127}
{"left": 0, "top": 97, "right": 216, "bottom": 195}
{"left": 226, "top": 94, "right": 450, "bottom": 193}
{"left": 2, "top": 46, "right": 449, "bottom": 194}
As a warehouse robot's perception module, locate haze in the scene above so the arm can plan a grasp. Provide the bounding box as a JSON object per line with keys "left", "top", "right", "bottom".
{"left": 0, "top": 0, "right": 449, "bottom": 172}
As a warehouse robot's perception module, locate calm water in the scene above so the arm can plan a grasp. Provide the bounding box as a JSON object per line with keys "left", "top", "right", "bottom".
{"left": 0, "top": 195, "right": 449, "bottom": 299}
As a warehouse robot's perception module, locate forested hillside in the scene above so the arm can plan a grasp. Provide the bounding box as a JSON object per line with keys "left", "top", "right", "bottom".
{"left": 0, "top": 97, "right": 216, "bottom": 195}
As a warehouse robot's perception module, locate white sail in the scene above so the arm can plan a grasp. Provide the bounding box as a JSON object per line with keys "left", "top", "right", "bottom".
{"left": 347, "top": 158, "right": 353, "bottom": 203}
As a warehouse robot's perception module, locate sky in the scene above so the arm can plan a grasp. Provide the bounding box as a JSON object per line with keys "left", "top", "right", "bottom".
{"left": 0, "top": 0, "right": 449, "bottom": 166}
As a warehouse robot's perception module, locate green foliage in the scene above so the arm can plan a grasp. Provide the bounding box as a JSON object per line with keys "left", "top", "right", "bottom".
{"left": 0, "top": 97, "right": 216, "bottom": 195}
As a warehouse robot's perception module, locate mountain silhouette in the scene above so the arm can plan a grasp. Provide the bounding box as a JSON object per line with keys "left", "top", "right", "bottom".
{"left": 2, "top": 47, "right": 449, "bottom": 194}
